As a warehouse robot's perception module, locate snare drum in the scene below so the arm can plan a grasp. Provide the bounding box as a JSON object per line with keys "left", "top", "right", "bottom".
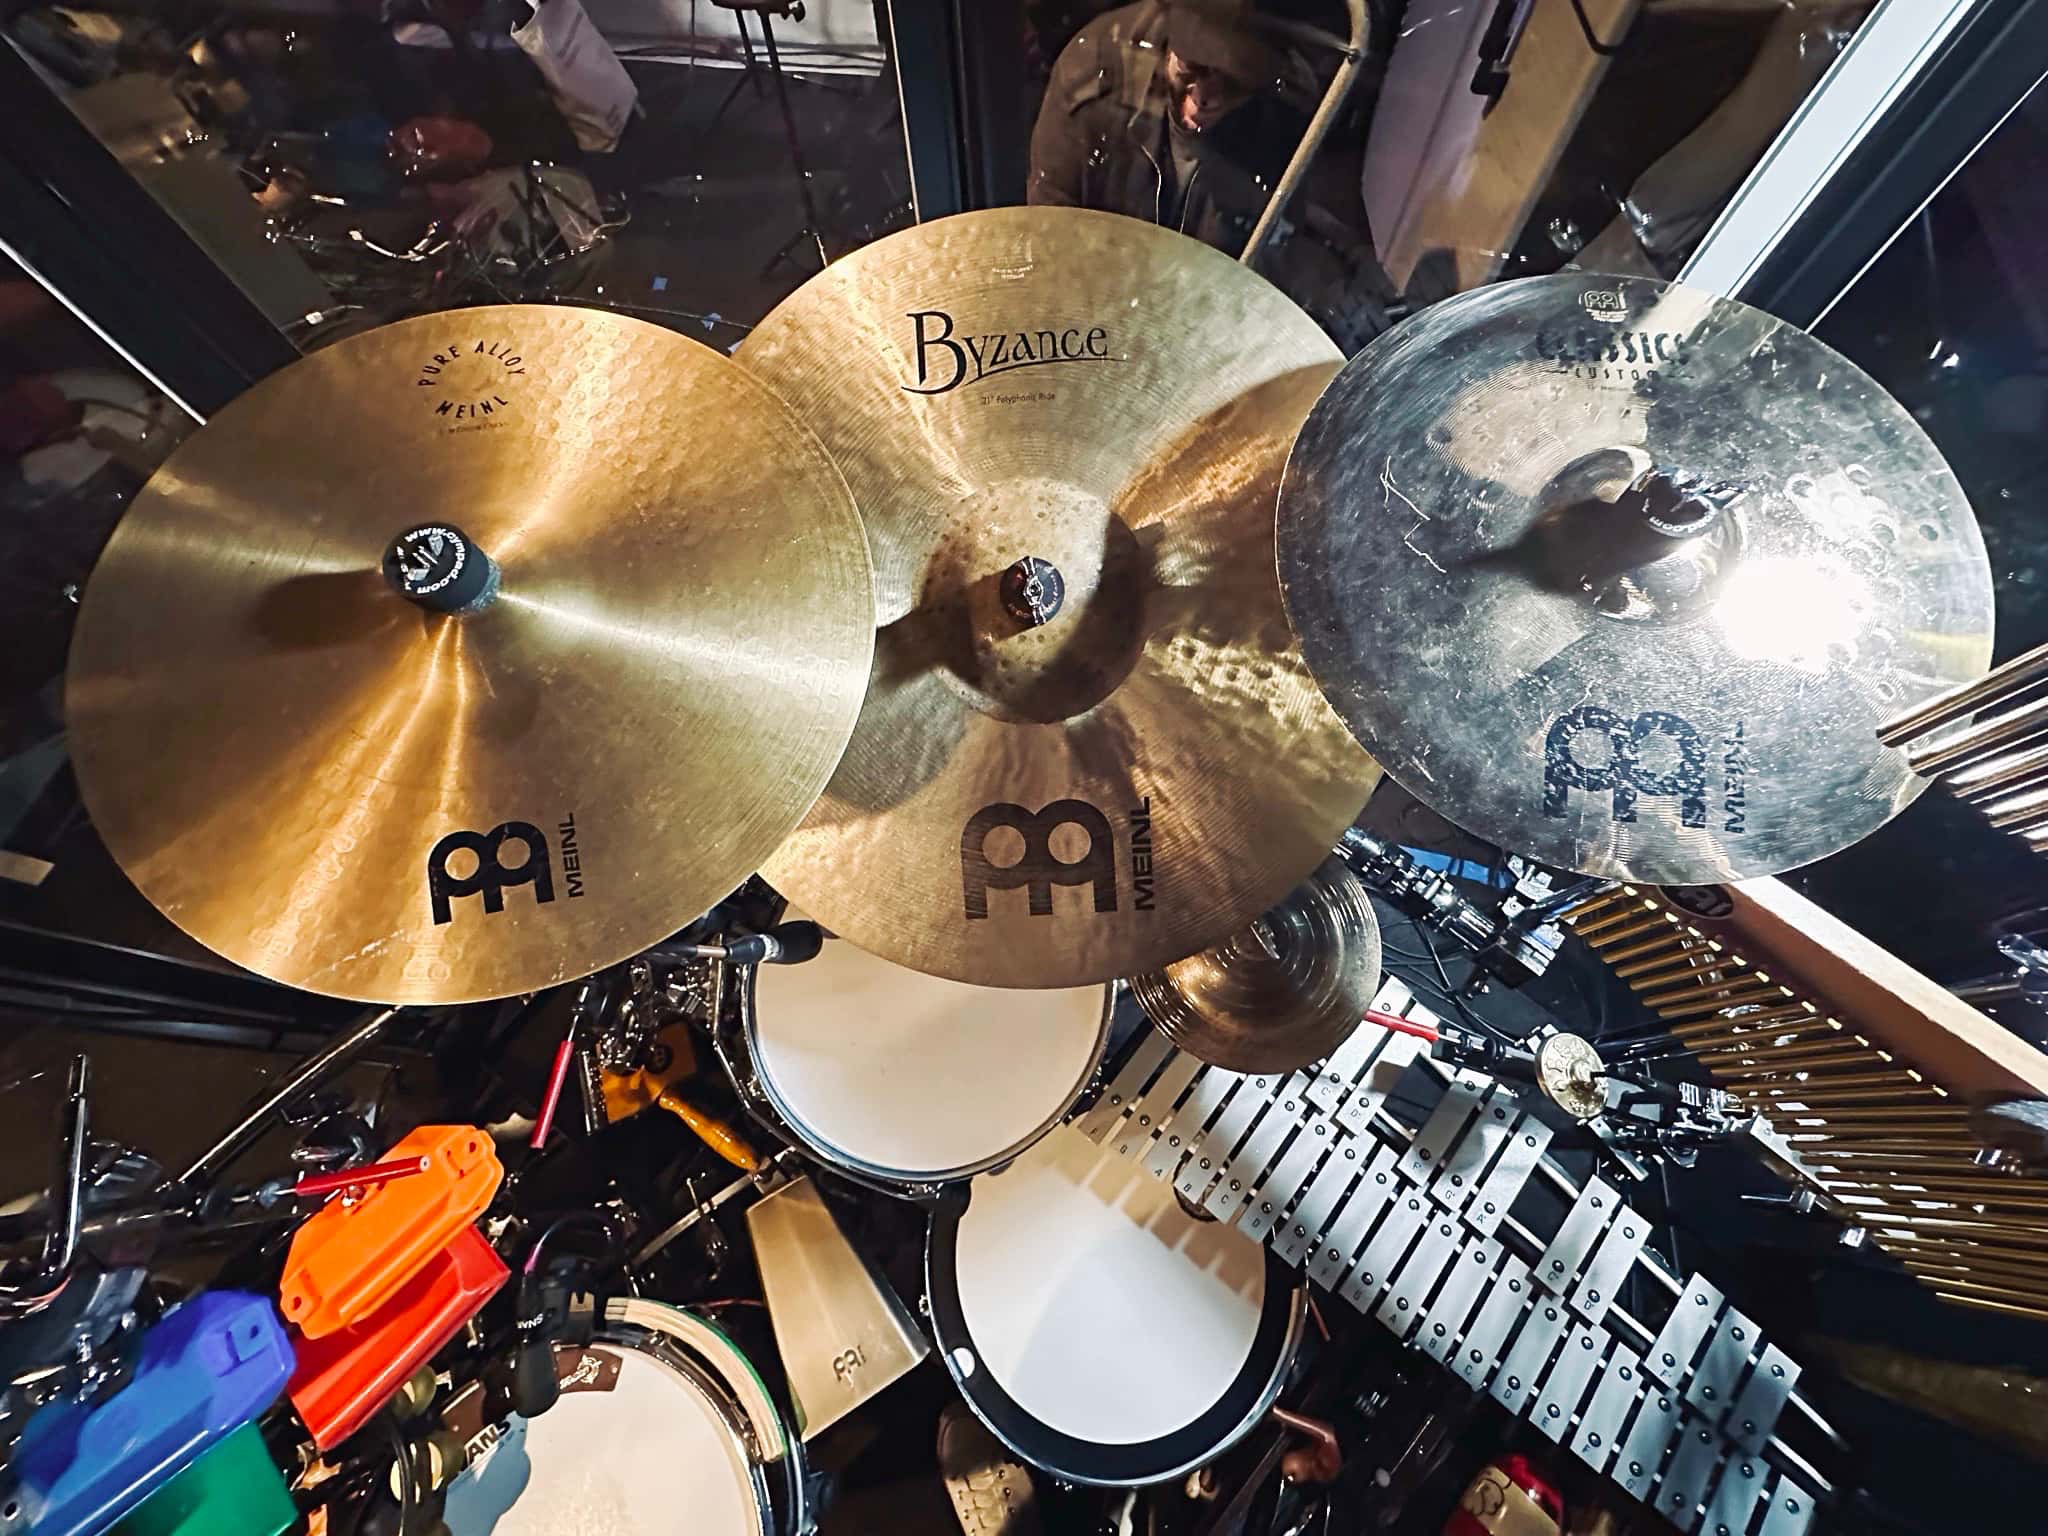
{"left": 926, "top": 1124, "right": 1304, "bottom": 1486}
{"left": 744, "top": 915, "right": 1110, "bottom": 1189}
{"left": 442, "top": 1300, "right": 801, "bottom": 1536}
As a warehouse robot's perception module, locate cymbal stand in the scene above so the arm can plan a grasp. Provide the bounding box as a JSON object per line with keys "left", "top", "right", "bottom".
{"left": 176, "top": 1005, "right": 406, "bottom": 1190}
{"left": 708, "top": 0, "right": 829, "bottom": 276}
{"left": 0, "top": 1057, "right": 89, "bottom": 1318}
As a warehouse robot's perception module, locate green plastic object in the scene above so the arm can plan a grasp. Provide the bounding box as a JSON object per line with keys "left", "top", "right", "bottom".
{"left": 112, "top": 1422, "right": 297, "bottom": 1536}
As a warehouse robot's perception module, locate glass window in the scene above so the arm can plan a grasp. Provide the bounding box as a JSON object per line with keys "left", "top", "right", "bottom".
{"left": 0, "top": 244, "right": 189, "bottom": 880}
{"left": 1008, "top": 0, "right": 1870, "bottom": 354}
{"left": 6, "top": 0, "right": 914, "bottom": 352}
{"left": 1793, "top": 75, "right": 2048, "bottom": 998}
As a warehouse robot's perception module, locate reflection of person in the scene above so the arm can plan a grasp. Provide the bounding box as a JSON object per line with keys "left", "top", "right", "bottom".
{"left": 1027, "top": 0, "right": 1390, "bottom": 352}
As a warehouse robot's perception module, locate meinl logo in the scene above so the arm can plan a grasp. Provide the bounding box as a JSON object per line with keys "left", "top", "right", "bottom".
{"left": 903, "top": 311, "right": 1114, "bottom": 395}
{"left": 1579, "top": 288, "right": 1627, "bottom": 323}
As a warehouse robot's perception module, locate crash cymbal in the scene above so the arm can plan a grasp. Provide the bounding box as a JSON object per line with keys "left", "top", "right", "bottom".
{"left": 1277, "top": 274, "right": 1994, "bottom": 884}
{"left": 1129, "top": 856, "right": 1381, "bottom": 1073}
{"left": 66, "top": 306, "right": 874, "bottom": 1004}
{"left": 736, "top": 207, "right": 1381, "bottom": 988}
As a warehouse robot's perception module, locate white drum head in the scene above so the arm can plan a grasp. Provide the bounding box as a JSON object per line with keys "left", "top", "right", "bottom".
{"left": 444, "top": 1343, "right": 766, "bottom": 1536}
{"left": 751, "top": 916, "right": 1107, "bottom": 1181}
{"left": 951, "top": 1124, "right": 1268, "bottom": 1447}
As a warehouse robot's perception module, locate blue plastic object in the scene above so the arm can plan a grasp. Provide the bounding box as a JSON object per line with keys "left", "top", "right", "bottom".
{"left": 5, "top": 1292, "right": 293, "bottom": 1536}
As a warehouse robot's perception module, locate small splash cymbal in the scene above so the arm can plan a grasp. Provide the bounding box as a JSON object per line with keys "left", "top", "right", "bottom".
{"left": 1277, "top": 274, "right": 1994, "bottom": 884}
{"left": 1130, "top": 856, "right": 1382, "bottom": 1073}
{"left": 737, "top": 208, "right": 1382, "bottom": 988}
{"left": 66, "top": 306, "right": 875, "bottom": 1003}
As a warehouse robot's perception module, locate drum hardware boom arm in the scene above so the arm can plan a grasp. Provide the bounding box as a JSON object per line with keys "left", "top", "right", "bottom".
{"left": 0, "top": 1055, "right": 89, "bottom": 1316}
{"left": 1240, "top": 0, "right": 1370, "bottom": 270}
{"left": 176, "top": 1005, "right": 407, "bottom": 1190}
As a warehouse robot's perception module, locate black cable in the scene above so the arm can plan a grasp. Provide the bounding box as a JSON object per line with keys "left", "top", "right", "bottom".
{"left": 386, "top": 1417, "right": 416, "bottom": 1536}
{"left": 521, "top": 1210, "right": 617, "bottom": 1276}
{"left": 1657, "top": 1160, "right": 1682, "bottom": 1275}
{"left": 1568, "top": 0, "right": 1629, "bottom": 56}
{"left": 1385, "top": 917, "right": 1518, "bottom": 1046}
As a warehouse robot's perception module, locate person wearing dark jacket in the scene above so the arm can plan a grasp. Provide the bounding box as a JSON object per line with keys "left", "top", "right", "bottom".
{"left": 1027, "top": 0, "right": 1390, "bottom": 352}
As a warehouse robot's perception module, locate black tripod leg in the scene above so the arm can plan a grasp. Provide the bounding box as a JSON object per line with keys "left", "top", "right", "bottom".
{"left": 757, "top": 14, "right": 828, "bottom": 271}
{"left": 707, "top": 10, "right": 758, "bottom": 129}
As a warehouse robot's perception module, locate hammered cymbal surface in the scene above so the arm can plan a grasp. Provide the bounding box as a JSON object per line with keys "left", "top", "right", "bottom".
{"left": 738, "top": 208, "right": 1381, "bottom": 987}
{"left": 1277, "top": 274, "right": 1994, "bottom": 884}
{"left": 1130, "top": 855, "right": 1382, "bottom": 1073}
{"left": 66, "top": 305, "right": 875, "bottom": 1003}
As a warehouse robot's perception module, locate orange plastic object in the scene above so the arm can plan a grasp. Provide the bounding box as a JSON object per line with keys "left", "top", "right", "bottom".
{"left": 287, "top": 1225, "right": 508, "bottom": 1450}
{"left": 279, "top": 1126, "right": 502, "bottom": 1340}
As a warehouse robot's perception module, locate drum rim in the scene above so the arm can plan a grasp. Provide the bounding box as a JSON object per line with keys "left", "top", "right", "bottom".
{"left": 923, "top": 1192, "right": 1305, "bottom": 1487}
{"left": 445, "top": 1314, "right": 786, "bottom": 1536}
{"left": 741, "top": 965, "right": 1114, "bottom": 1188}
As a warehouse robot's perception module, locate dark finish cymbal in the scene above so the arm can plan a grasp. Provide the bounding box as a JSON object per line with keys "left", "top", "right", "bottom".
{"left": 1277, "top": 274, "right": 1995, "bottom": 884}
{"left": 1130, "top": 856, "right": 1381, "bottom": 1073}
{"left": 735, "top": 208, "right": 1383, "bottom": 988}
{"left": 66, "top": 306, "right": 876, "bottom": 1004}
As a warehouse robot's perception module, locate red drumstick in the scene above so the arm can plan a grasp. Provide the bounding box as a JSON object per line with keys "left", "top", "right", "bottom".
{"left": 291, "top": 1156, "right": 431, "bottom": 1200}
{"left": 1362, "top": 1009, "right": 1440, "bottom": 1043}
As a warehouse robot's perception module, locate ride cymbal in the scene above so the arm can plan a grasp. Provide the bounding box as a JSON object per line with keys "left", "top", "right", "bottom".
{"left": 1130, "top": 855, "right": 1382, "bottom": 1073}
{"left": 1277, "top": 274, "right": 1994, "bottom": 885}
{"left": 737, "top": 208, "right": 1381, "bottom": 987}
{"left": 66, "top": 306, "right": 875, "bottom": 1004}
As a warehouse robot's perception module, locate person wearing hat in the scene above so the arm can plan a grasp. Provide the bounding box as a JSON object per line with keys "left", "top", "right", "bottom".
{"left": 1027, "top": 0, "right": 1391, "bottom": 352}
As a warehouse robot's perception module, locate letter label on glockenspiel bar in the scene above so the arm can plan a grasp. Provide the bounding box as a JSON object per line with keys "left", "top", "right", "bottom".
{"left": 1174, "top": 1070, "right": 1282, "bottom": 1204}
{"left": 1306, "top": 977, "right": 1410, "bottom": 1114}
{"left": 1683, "top": 1305, "right": 1758, "bottom": 1427}
{"left": 1570, "top": 1341, "right": 1643, "bottom": 1473}
{"left": 1396, "top": 1073, "right": 1486, "bottom": 1184}
{"left": 1109, "top": 1050, "right": 1204, "bottom": 1162}
{"left": 1531, "top": 1324, "right": 1606, "bottom": 1443}
{"left": 1145, "top": 1064, "right": 1239, "bottom": 1181}
{"left": 1645, "top": 1275, "right": 1726, "bottom": 1389}
{"left": 1239, "top": 1116, "right": 1335, "bottom": 1243}
{"left": 1615, "top": 1386, "right": 1682, "bottom": 1501}
{"left": 1341, "top": 1189, "right": 1428, "bottom": 1312}
{"left": 1569, "top": 1203, "right": 1648, "bottom": 1326}
{"left": 1455, "top": 1254, "right": 1532, "bottom": 1390}
{"left": 1468, "top": 1117, "right": 1552, "bottom": 1236}
{"left": 1376, "top": 1215, "right": 1462, "bottom": 1338}
{"left": 1535, "top": 1176, "right": 1619, "bottom": 1296}
{"left": 1307, "top": 1142, "right": 1403, "bottom": 1290}
{"left": 1656, "top": 1419, "right": 1725, "bottom": 1533}
{"left": 1077, "top": 1031, "right": 1174, "bottom": 1141}
{"left": 1492, "top": 1293, "right": 1570, "bottom": 1416}
{"left": 1204, "top": 1071, "right": 1313, "bottom": 1221}
{"left": 1423, "top": 1084, "right": 1520, "bottom": 1212}
{"left": 1416, "top": 1236, "right": 1497, "bottom": 1365}
{"left": 1336, "top": 1029, "right": 1426, "bottom": 1137}
{"left": 1272, "top": 1135, "right": 1367, "bottom": 1267}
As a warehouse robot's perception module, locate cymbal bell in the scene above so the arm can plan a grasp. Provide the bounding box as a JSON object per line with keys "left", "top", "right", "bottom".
{"left": 1277, "top": 274, "right": 1994, "bottom": 884}
{"left": 65, "top": 306, "right": 875, "bottom": 1004}
{"left": 1129, "top": 856, "right": 1381, "bottom": 1073}
{"left": 735, "top": 207, "right": 1382, "bottom": 988}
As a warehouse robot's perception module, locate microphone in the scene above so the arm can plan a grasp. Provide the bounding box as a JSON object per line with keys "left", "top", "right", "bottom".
{"left": 657, "top": 920, "right": 825, "bottom": 967}
{"left": 510, "top": 1269, "right": 561, "bottom": 1419}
